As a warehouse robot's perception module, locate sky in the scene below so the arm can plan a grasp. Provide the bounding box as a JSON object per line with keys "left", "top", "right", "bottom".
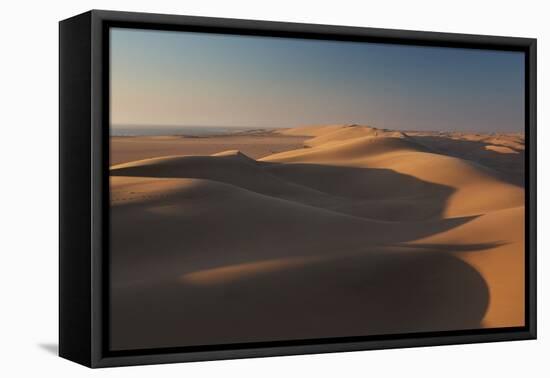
{"left": 110, "top": 27, "right": 525, "bottom": 133}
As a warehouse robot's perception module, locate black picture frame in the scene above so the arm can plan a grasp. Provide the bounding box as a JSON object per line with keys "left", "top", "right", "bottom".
{"left": 59, "top": 9, "right": 537, "bottom": 368}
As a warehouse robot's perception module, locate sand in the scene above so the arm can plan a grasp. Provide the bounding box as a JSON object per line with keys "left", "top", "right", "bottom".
{"left": 110, "top": 131, "right": 307, "bottom": 165}
{"left": 109, "top": 124, "right": 525, "bottom": 350}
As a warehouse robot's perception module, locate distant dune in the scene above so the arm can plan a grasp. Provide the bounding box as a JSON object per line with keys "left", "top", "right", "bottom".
{"left": 109, "top": 124, "right": 525, "bottom": 350}
{"left": 110, "top": 132, "right": 307, "bottom": 165}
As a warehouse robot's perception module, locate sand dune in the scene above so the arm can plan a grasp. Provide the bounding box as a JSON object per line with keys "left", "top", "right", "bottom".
{"left": 111, "top": 152, "right": 350, "bottom": 212}
{"left": 262, "top": 131, "right": 524, "bottom": 217}
{"left": 109, "top": 124, "right": 525, "bottom": 350}
{"left": 276, "top": 124, "right": 350, "bottom": 137}
{"left": 111, "top": 149, "right": 453, "bottom": 221}
{"left": 405, "top": 131, "right": 525, "bottom": 186}
{"left": 485, "top": 145, "right": 518, "bottom": 154}
{"left": 111, "top": 132, "right": 307, "bottom": 165}
{"left": 110, "top": 176, "right": 477, "bottom": 276}
{"left": 301, "top": 125, "right": 406, "bottom": 148}
{"left": 405, "top": 206, "right": 525, "bottom": 327}
{"left": 263, "top": 133, "right": 430, "bottom": 162}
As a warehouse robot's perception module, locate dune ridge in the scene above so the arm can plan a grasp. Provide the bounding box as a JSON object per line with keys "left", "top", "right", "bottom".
{"left": 263, "top": 128, "right": 523, "bottom": 217}
{"left": 109, "top": 124, "right": 525, "bottom": 350}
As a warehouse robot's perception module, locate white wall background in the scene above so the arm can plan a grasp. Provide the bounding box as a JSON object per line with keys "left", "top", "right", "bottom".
{"left": 1, "top": 0, "right": 547, "bottom": 376}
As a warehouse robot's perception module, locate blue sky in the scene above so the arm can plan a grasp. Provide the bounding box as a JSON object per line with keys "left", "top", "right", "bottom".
{"left": 110, "top": 27, "right": 525, "bottom": 133}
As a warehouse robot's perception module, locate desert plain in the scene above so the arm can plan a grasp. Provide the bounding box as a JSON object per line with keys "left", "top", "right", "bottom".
{"left": 109, "top": 124, "right": 525, "bottom": 350}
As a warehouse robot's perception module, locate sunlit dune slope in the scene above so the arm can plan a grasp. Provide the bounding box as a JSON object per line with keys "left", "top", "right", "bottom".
{"left": 265, "top": 125, "right": 525, "bottom": 328}
{"left": 262, "top": 130, "right": 523, "bottom": 217}
{"left": 276, "top": 124, "right": 350, "bottom": 137}
{"left": 302, "top": 125, "right": 406, "bottom": 147}
{"left": 406, "top": 206, "right": 525, "bottom": 328}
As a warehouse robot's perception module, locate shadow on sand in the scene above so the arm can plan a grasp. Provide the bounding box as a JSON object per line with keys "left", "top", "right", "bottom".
{"left": 109, "top": 155, "right": 504, "bottom": 350}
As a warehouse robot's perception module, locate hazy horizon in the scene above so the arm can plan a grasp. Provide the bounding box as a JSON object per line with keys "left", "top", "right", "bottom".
{"left": 110, "top": 124, "right": 526, "bottom": 137}
{"left": 110, "top": 28, "right": 525, "bottom": 134}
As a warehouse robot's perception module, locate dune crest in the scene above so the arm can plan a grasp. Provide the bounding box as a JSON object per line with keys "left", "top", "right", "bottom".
{"left": 263, "top": 126, "right": 524, "bottom": 217}
{"left": 211, "top": 149, "right": 252, "bottom": 158}
{"left": 180, "top": 256, "right": 317, "bottom": 286}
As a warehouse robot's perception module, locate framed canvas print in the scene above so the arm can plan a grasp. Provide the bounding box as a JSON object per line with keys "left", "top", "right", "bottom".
{"left": 59, "top": 10, "right": 537, "bottom": 368}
